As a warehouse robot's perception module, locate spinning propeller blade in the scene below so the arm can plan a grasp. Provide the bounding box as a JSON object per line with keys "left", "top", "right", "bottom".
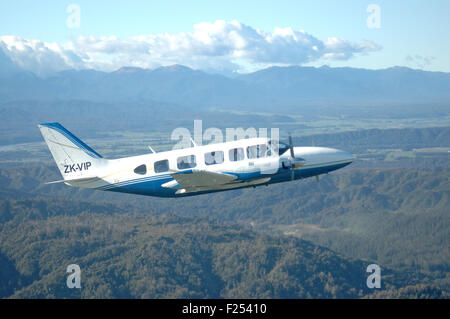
{"left": 287, "top": 133, "right": 305, "bottom": 181}
{"left": 288, "top": 133, "right": 295, "bottom": 180}
{"left": 289, "top": 134, "right": 295, "bottom": 159}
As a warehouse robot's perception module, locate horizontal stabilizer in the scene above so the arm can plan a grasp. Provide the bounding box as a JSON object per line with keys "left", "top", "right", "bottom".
{"left": 45, "top": 176, "right": 101, "bottom": 185}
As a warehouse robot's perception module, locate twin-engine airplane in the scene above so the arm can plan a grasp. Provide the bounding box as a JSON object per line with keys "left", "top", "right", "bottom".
{"left": 39, "top": 123, "right": 354, "bottom": 197}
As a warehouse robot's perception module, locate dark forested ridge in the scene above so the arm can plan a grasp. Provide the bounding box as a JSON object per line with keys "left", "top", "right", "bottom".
{"left": 0, "top": 163, "right": 448, "bottom": 298}
{"left": 0, "top": 200, "right": 410, "bottom": 299}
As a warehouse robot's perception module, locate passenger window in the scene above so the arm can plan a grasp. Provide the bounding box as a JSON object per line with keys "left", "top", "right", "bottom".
{"left": 154, "top": 159, "right": 169, "bottom": 173}
{"left": 247, "top": 144, "right": 268, "bottom": 159}
{"left": 177, "top": 155, "right": 196, "bottom": 169}
{"left": 229, "top": 148, "right": 244, "bottom": 161}
{"left": 259, "top": 144, "right": 268, "bottom": 157}
{"left": 247, "top": 145, "right": 258, "bottom": 159}
{"left": 134, "top": 164, "right": 147, "bottom": 175}
{"left": 205, "top": 151, "right": 224, "bottom": 165}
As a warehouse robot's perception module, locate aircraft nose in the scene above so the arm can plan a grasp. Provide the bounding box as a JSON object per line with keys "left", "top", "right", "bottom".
{"left": 337, "top": 149, "right": 355, "bottom": 163}
{"left": 292, "top": 146, "right": 355, "bottom": 165}
{"left": 318, "top": 148, "right": 355, "bottom": 164}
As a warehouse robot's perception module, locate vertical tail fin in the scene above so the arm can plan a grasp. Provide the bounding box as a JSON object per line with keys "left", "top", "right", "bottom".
{"left": 38, "top": 123, "right": 107, "bottom": 180}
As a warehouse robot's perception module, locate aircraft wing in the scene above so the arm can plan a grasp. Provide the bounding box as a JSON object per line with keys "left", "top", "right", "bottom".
{"left": 164, "top": 170, "right": 237, "bottom": 189}
{"left": 163, "top": 170, "right": 270, "bottom": 194}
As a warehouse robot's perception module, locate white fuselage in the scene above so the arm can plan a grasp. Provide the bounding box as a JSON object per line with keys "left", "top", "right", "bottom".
{"left": 67, "top": 137, "right": 354, "bottom": 197}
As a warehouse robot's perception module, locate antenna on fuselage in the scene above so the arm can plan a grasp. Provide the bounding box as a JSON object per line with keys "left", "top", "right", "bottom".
{"left": 190, "top": 138, "right": 197, "bottom": 147}
{"left": 148, "top": 146, "right": 157, "bottom": 154}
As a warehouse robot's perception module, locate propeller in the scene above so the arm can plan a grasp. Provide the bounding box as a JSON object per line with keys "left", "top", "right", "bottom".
{"left": 286, "top": 133, "right": 305, "bottom": 180}
{"left": 288, "top": 134, "right": 295, "bottom": 180}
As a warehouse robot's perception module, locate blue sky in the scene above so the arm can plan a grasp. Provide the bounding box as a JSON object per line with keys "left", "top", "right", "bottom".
{"left": 1, "top": 0, "right": 449, "bottom": 74}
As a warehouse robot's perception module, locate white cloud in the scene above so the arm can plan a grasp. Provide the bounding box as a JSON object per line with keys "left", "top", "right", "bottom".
{"left": 405, "top": 54, "right": 436, "bottom": 69}
{"left": 0, "top": 20, "right": 381, "bottom": 76}
{"left": 0, "top": 36, "right": 84, "bottom": 76}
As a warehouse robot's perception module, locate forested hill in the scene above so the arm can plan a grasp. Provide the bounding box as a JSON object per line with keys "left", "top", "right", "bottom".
{"left": 0, "top": 165, "right": 448, "bottom": 298}
{"left": 0, "top": 198, "right": 412, "bottom": 298}
{"left": 0, "top": 123, "right": 448, "bottom": 298}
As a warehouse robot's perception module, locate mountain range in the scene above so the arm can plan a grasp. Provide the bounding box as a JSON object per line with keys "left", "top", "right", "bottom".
{"left": 1, "top": 48, "right": 450, "bottom": 109}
